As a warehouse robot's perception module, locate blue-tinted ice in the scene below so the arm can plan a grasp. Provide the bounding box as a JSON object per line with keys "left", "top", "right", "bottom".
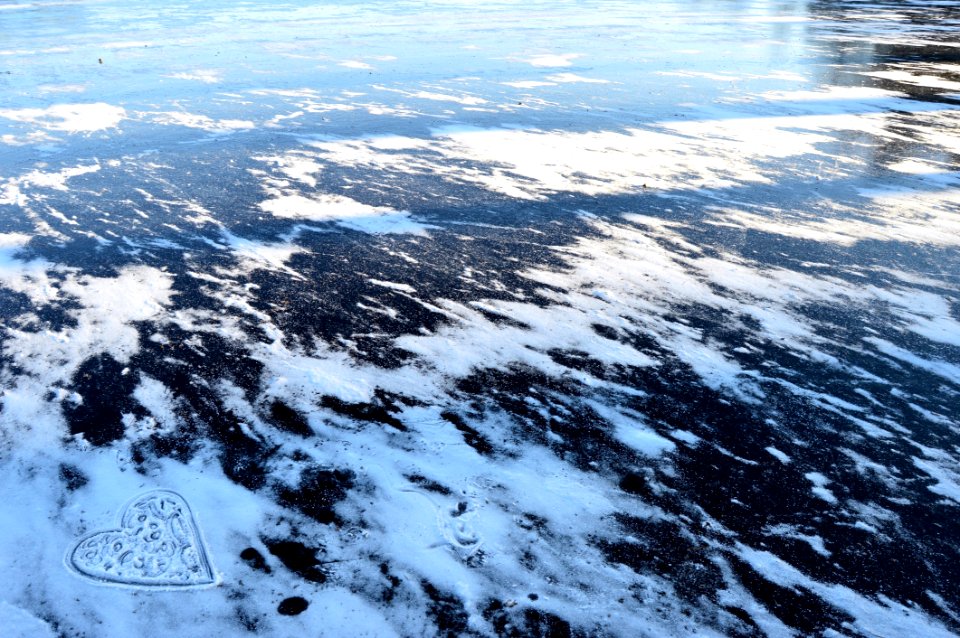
{"left": 0, "top": 0, "right": 959, "bottom": 636}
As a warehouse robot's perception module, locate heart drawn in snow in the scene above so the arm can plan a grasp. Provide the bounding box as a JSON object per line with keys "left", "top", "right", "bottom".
{"left": 68, "top": 490, "right": 215, "bottom": 587}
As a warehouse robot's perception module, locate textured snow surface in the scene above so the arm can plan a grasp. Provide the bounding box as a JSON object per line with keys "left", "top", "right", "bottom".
{"left": 0, "top": 0, "right": 959, "bottom": 636}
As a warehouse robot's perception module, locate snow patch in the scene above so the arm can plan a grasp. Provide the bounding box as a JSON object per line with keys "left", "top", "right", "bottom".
{"left": 0, "top": 103, "right": 125, "bottom": 133}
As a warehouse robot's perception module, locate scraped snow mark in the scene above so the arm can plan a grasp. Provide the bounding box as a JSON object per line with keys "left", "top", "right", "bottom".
{"left": 0, "top": 103, "right": 125, "bottom": 133}
{"left": 68, "top": 490, "right": 216, "bottom": 588}
{"left": 325, "top": 431, "right": 675, "bottom": 632}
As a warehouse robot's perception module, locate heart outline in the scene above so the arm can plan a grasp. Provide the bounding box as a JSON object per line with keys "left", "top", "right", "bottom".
{"left": 66, "top": 490, "right": 217, "bottom": 589}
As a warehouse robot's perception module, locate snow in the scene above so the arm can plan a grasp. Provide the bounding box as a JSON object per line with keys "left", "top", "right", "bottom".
{"left": 0, "top": 601, "right": 56, "bottom": 638}
{"left": 805, "top": 472, "right": 839, "bottom": 505}
{"left": 258, "top": 193, "right": 431, "bottom": 235}
{"left": 339, "top": 60, "right": 373, "bottom": 70}
{"left": 2, "top": 266, "right": 175, "bottom": 446}
{"left": 221, "top": 231, "right": 308, "bottom": 278}
{"left": 0, "top": 103, "right": 126, "bottom": 133}
{"left": 737, "top": 544, "right": 959, "bottom": 638}
{"left": 615, "top": 424, "right": 677, "bottom": 456}
{"left": 765, "top": 446, "right": 791, "bottom": 464}
{"left": 131, "top": 375, "right": 180, "bottom": 436}
{"left": 147, "top": 111, "right": 255, "bottom": 133}
{"left": 166, "top": 70, "right": 223, "bottom": 84}
{"left": 0, "top": 0, "right": 958, "bottom": 636}
{"left": 521, "top": 53, "right": 581, "bottom": 68}
{"left": 545, "top": 72, "right": 610, "bottom": 84}
{"left": 501, "top": 80, "right": 556, "bottom": 88}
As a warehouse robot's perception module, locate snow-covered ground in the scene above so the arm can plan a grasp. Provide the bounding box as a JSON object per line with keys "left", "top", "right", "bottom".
{"left": 1, "top": 0, "right": 959, "bottom": 636}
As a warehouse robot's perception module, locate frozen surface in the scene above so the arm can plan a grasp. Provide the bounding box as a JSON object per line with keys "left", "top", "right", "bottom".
{"left": 0, "top": 0, "right": 959, "bottom": 636}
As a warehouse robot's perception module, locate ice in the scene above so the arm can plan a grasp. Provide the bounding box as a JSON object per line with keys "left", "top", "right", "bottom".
{"left": 0, "top": 0, "right": 958, "bottom": 635}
